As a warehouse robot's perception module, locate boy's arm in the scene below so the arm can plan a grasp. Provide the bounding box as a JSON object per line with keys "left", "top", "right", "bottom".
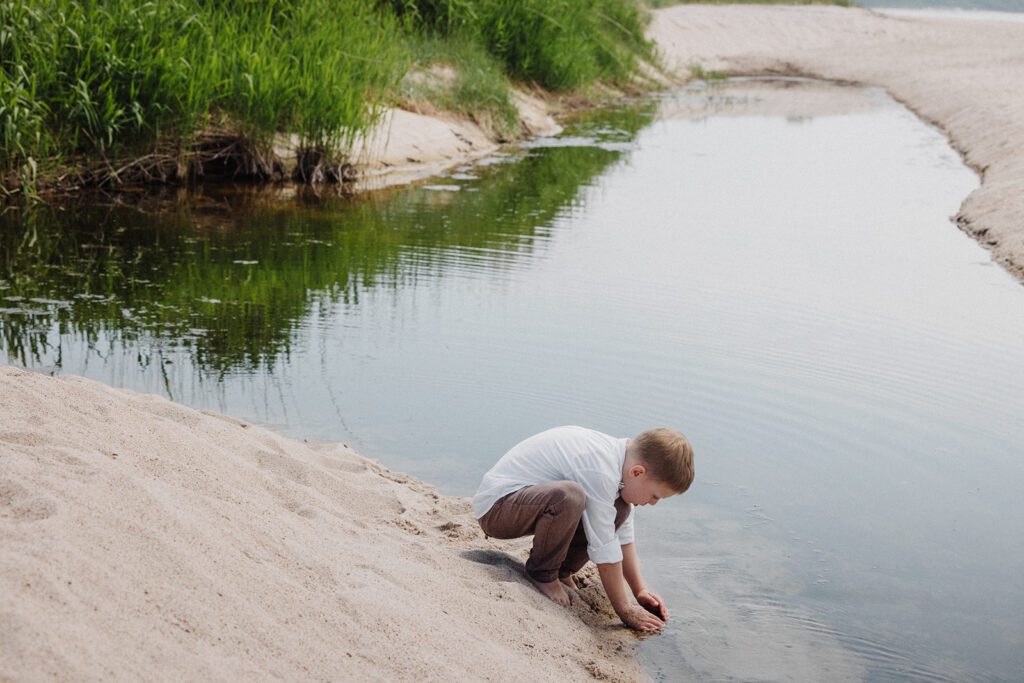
{"left": 621, "top": 542, "right": 669, "bottom": 621}
{"left": 621, "top": 542, "right": 646, "bottom": 596}
{"left": 597, "top": 561, "right": 665, "bottom": 631}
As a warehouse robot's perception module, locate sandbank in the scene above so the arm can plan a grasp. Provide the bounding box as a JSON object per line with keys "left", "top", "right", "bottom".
{"left": 649, "top": 5, "right": 1024, "bottom": 283}
{"left": 0, "top": 367, "right": 640, "bottom": 681}
{"left": 274, "top": 88, "right": 562, "bottom": 193}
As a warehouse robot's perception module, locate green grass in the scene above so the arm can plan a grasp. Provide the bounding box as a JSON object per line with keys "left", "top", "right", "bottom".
{"left": 1, "top": 1, "right": 408, "bottom": 190}
{"left": 387, "top": 0, "right": 656, "bottom": 91}
{"left": 399, "top": 35, "right": 521, "bottom": 139}
{"left": 1, "top": 0, "right": 658, "bottom": 195}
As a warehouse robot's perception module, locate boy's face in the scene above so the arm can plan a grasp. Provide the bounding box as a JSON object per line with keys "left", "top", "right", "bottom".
{"left": 620, "top": 467, "right": 678, "bottom": 506}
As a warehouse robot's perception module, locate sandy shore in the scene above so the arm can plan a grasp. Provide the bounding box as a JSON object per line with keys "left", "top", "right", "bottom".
{"left": 649, "top": 5, "right": 1024, "bottom": 283}
{"left": 0, "top": 367, "right": 641, "bottom": 681}
{"left": 273, "top": 88, "right": 562, "bottom": 193}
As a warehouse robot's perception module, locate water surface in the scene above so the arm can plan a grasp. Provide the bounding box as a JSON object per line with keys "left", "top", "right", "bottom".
{"left": 3, "top": 79, "right": 1023, "bottom": 681}
{"left": 860, "top": 0, "right": 1023, "bottom": 12}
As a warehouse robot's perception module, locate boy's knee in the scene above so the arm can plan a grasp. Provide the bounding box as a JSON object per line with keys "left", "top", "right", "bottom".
{"left": 557, "top": 481, "right": 586, "bottom": 514}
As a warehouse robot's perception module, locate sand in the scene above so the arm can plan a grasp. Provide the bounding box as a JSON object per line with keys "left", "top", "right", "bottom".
{"left": 0, "top": 367, "right": 640, "bottom": 681}
{"left": 649, "top": 5, "right": 1024, "bottom": 283}
{"left": 272, "top": 88, "right": 562, "bottom": 193}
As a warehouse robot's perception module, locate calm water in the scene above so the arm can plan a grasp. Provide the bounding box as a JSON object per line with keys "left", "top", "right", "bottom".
{"left": 3, "top": 79, "right": 1023, "bottom": 681}
{"left": 860, "top": 0, "right": 1023, "bottom": 12}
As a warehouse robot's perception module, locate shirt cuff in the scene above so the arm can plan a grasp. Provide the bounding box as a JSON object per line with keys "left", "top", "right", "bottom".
{"left": 587, "top": 537, "right": 624, "bottom": 564}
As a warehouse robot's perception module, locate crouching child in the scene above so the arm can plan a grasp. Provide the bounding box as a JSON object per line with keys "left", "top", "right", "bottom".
{"left": 473, "top": 425, "right": 694, "bottom": 632}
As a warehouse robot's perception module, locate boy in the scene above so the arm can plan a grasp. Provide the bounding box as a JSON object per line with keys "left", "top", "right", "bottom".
{"left": 473, "top": 425, "right": 694, "bottom": 632}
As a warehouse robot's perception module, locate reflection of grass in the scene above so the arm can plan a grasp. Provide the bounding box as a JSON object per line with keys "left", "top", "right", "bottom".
{"left": 0, "top": 101, "right": 656, "bottom": 375}
{"left": 689, "top": 65, "right": 729, "bottom": 82}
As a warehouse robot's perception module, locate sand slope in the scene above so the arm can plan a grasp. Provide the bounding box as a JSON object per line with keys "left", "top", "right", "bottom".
{"left": 650, "top": 5, "right": 1024, "bottom": 283}
{"left": 0, "top": 367, "right": 639, "bottom": 681}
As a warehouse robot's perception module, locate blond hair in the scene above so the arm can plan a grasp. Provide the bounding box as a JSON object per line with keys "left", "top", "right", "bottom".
{"left": 634, "top": 428, "right": 694, "bottom": 493}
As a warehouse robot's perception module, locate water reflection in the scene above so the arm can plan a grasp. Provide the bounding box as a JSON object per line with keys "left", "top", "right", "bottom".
{"left": 0, "top": 102, "right": 654, "bottom": 383}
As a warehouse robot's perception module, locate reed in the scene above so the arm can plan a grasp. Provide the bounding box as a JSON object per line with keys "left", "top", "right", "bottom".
{"left": 386, "top": 0, "right": 655, "bottom": 91}
{"left": 1, "top": 0, "right": 406, "bottom": 191}
{"left": 1, "top": 0, "right": 656, "bottom": 194}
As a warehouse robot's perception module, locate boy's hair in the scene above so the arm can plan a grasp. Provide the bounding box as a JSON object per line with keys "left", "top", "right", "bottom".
{"left": 634, "top": 428, "right": 694, "bottom": 493}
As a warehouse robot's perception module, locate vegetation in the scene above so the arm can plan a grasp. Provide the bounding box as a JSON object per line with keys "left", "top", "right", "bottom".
{"left": 0, "top": 1, "right": 407, "bottom": 192}
{"left": 397, "top": 35, "right": 521, "bottom": 139}
{"left": 0, "top": 0, "right": 656, "bottom": 195}
{"left": 387, "top": 0, "right": 654, "bottom": 91}
{"left": 688, "top": 64, "right": 729, "bottom": 81}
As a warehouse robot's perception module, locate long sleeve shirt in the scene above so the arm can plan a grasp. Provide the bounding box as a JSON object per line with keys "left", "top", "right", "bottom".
{"left": 472, "top": 426, "right": 635, "bottom": 564}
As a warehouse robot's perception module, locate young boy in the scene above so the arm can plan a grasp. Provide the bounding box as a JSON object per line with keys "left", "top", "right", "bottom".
{"left": 473, "top": 425, "right": 694, "bottom": 632}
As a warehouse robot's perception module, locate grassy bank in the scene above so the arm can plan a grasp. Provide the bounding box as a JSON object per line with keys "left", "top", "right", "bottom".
{"left": 0, "top": 0, "right": 655, "bottom": 196}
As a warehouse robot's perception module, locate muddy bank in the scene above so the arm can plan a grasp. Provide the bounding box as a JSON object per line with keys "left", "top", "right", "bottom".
{"left": 650, "top": 5, "right": 1024, "bottom": 283}
{"left": 0, "top": 367, "right": 641, "bottom": 681}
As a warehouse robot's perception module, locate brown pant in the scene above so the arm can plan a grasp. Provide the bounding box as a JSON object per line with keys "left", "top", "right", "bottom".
{"left": 478, "top": 481, "right": 631, "bottom": 583}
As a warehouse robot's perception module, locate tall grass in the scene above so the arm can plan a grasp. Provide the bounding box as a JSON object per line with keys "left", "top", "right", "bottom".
{"left": 387, "top": 0, "right": 655, "bottom": 91}
{"left": 1, "top": 0, "right": 656, "bottom": 193}
{"left": 1, "top": 0, "right": 407, "bottom": 189}
{"left": 398, "top": 35, "right": 520, "bottom": 138}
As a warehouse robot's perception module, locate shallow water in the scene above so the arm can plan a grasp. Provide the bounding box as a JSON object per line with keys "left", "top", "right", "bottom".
{"left": 3, "top": 79, "right": 1024, "bottom": 681}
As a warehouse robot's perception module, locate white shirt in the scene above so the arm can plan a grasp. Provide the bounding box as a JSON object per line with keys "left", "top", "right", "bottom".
{"left": 473, "top": 426, "right": 635, "bottom": 564}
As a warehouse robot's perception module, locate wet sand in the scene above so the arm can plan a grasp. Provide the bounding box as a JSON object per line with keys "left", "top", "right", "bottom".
{"left": 649, "top": 5, "right": 1024, "bottom": 283}
{"left": 0, "top": 367, "right": 640, "bottom": 681}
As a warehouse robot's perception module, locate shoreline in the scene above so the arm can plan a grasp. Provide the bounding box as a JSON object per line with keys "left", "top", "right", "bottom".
{"left": 0, "top": 366, "right": 643, "bottom": 681}
{"left": 648, "top": 5, "right": 1024, "bottom": 284}
{"left": 284, "top": 87, "right": 565, "bottom": 193}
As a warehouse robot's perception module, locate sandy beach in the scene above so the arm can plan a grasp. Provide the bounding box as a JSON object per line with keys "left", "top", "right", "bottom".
{"left": 649, "top": 5, "right": 1024, "bottom": 283}
{"left": 0, "top": 367, "right": 640, "bottom": 681}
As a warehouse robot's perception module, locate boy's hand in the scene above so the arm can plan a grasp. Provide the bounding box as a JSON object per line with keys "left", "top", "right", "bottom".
{"left": 618, "top": 604, "right": 665, "bottom": 632}
{"left": 636, "top": 589, "right": 669, "bottom": 621}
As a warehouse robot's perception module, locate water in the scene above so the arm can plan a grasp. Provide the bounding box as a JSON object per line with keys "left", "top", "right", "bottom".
{"left": 859, "top": 0, "right": 1024, "bottom": 12}
{"left": 3, "top": 79, "right": 1024, "bottom": 681}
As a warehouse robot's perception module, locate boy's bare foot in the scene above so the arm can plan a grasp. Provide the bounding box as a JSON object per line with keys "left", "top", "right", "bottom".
{"left": 559, "top": 574, "right": 578, "bottom": 591}
{"left": 529, "top": 576, "right": 571, "bottom": 606}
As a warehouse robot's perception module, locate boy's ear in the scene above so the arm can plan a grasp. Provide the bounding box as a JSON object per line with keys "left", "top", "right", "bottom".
{"left": 630, "top": 464, "right": 647, "bottom": 478}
